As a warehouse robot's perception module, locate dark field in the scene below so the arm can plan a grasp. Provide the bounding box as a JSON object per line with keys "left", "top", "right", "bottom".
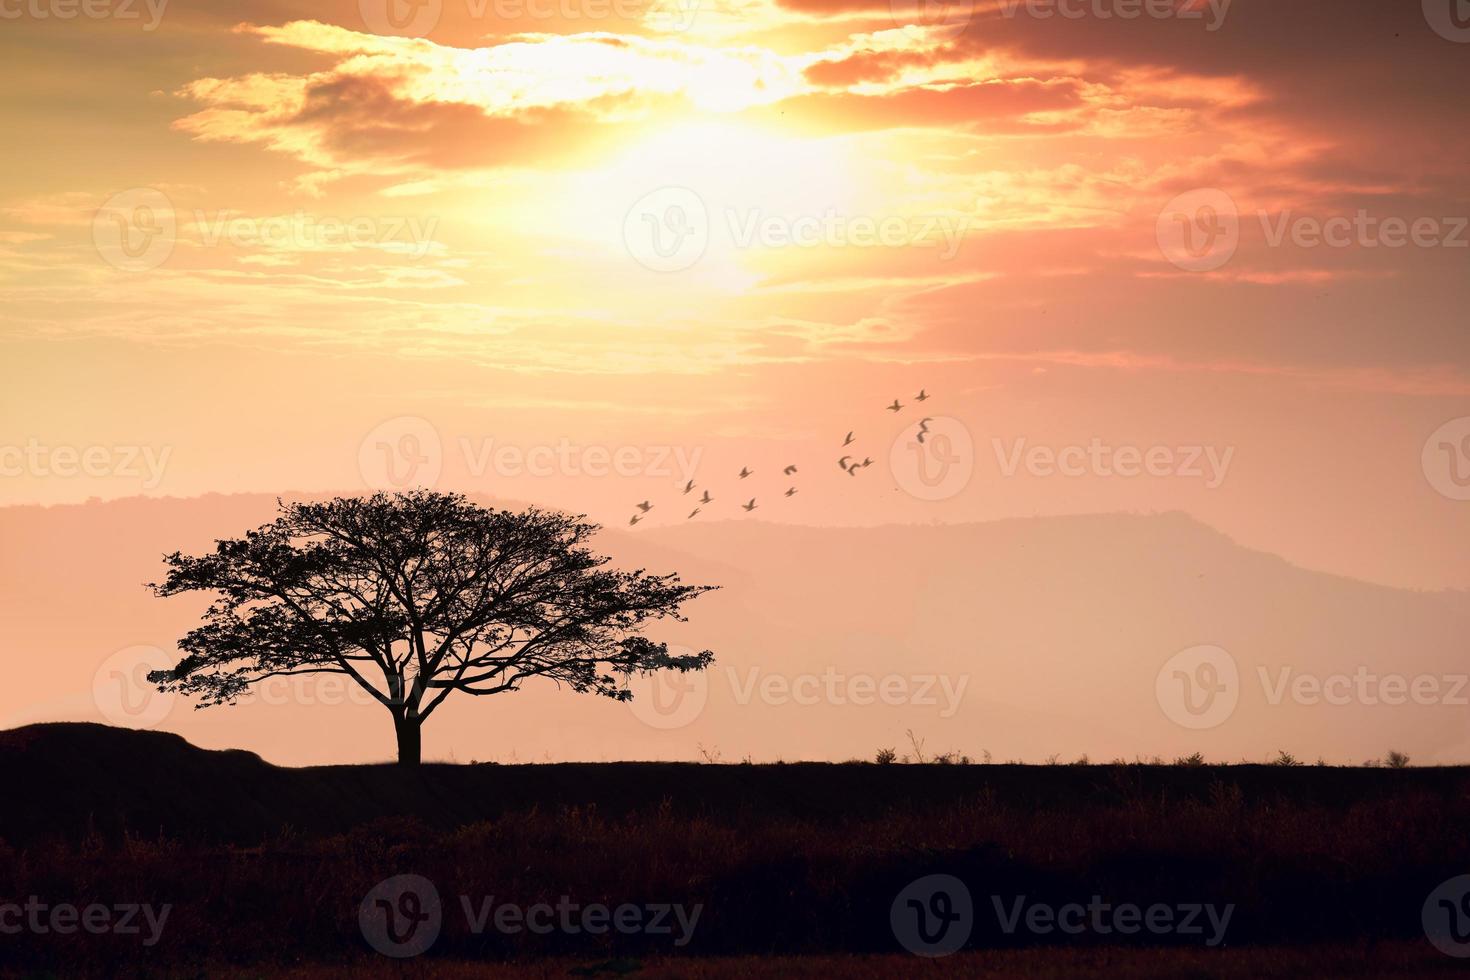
{"left": 2, "top": 724, "right": 1468, "bottom": 976}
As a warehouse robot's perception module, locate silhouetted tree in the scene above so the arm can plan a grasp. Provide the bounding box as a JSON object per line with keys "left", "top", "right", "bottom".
{"left": 148, "top": 491, "right": 715, "bottom": 766}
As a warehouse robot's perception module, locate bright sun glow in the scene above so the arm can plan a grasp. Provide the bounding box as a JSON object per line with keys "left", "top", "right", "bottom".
{"left": 529, "top": 121, "right": 872, "bottom": 293}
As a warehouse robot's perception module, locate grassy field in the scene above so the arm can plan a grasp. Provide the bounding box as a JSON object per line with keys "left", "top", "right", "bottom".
{"left": 2, "top": 724, "right": 1467, "bottom": 976}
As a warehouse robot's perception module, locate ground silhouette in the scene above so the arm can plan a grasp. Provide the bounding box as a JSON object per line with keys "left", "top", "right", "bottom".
{"left": 2, "top": 724, "right": 1465, "bottom": 974}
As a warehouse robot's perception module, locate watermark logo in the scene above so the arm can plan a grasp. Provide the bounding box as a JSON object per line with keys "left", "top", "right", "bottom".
{"left": 93, "top": 188, "right": 176, "bottom": 272}
{"left": 644, "top": 0, "right": 700, "bottom": 32}
{"left": 1156, "top": 644, "right": 1238, "bottom": 729}
{"left": 360, "top": 0, "right": 442, "bottom": 35}
{"left": 1423, "top": 417, "right": 1470, "bottom": 501}
{"left": 190, "top": 210, "right": 440, "bottom": 258}
{"left": 627, "top": 650, "right": 709, "bottom": 729}
{"left": 95, "top": 191, "right": 440, "bottom": 268}
{"left": 93, "top": 645, "right": 177, "bottom": 729}
{"left": 1423, "top": 0, "right": 1470, "bottom": 42}
{"left": 1161, "top": 190, "right": 1468, "bottom": 271}
{"left": 1424, "top": 875, "right": 1470, "bottom": 956}
{"left": 623, "top": 189, "right": 968, "bottom": 270}
{"left": 890, "top": 416, "right": 974, "bottom": 501}
{"left": 360, "top": 876, "right": 700, "bottom": 956}
{"left": 892, "top": 874, "right": 973, "bottom": 957}
{"left": 889, "top": 0, "right": 974, "bottom": 40}
{"left": 1157, "top": 188, "right": 1239, "bottom": 272}
{"left": 359, "top": 417, "right": 444, "bottom": 490}
{"left": 624, "top": 187, "right": 709, "bottom": 272}
{"left": 360, "top": 875, "right": 443, "bottom": 958}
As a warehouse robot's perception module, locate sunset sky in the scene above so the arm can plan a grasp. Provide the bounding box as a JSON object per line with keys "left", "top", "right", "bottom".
{"left": 3, "top": 0, "right": 1469, "bottom": 593}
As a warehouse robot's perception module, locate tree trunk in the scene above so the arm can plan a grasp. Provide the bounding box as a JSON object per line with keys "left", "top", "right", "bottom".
{"left": 394, "top": 715, "right": 422, "bottom": 767}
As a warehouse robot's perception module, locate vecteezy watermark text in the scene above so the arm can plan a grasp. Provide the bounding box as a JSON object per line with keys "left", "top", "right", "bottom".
{"left": 0, "top": 897, "right": 171, "bottom": 946}
{"left": 623, "top": 188, "right": 970, "bottom": 272}
{"left": 359, "top": 874, "right": 701, "bottom": 958}
{"left": 992, "top": 894, "right": 1233, "bottom": 946}
{"left": 1158, "top": 189, "right": 1469, "bottom": 272}
{"left": 93, "top": 188, "right": 441, "bottom": 272}
{"left": 359, "top": 0, "right": 702, "bottom": 38}
{"left": 1157, "top": 644, "right": 1470, "bottom": 730}
{"left": 0, "top": 440, "right": 171, "bottom": 489}
{"left": 997, "top": 0, "right": 1232, "bottom": 31}
{"left": 357, "top": 418, "right": 704, "bottom": 491}
{"left": 0, "top": 0, "right": 167, "bottom": 29}
{"left": 461, "top": 895, "right": 701, "bottom": 945}
{"left": 889, "top": 875, "right": 1232, "bottom": 958}
{"left": 460, "top": 438, "right": 702, "bottom": 484}
{"left": 992, "top": 438, "right": 1234, "bottom": 488}
{"left": 727, "top": 667, "right": 969, "bottom": 718}
{"left": 724, "top": 209, "right": 968, "bottom": 259}
{"left": 628, "top": 661, "right": 972, "bottom": 729}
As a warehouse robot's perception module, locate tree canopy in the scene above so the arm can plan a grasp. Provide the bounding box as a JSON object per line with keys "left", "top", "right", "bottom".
{"left": 148, "top": 491, "right": 715, "bottom": 764}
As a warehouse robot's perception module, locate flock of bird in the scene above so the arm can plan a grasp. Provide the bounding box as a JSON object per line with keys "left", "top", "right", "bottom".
{"left": 627, "top": 389, "right": 932, "bottom": 526}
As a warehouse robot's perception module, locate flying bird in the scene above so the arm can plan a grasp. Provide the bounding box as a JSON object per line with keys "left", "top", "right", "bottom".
{"left": 742, "top": 498, "right": 757, "bottom": 511}
{"left": 785, "top": 487, "right": 797, "bottom": 497}
{"left": 843, "top": 432, "right": 855, "bottom": 446}
{"left": 688, "top": 508, "right": 701, "bottom": 519}
{"left": 636, "top": 500, "right": 653, "bottom": 513}
{"left": 915, "top": 389, "right": 929, "bottom": 402}
{"left": 783, "top": 464, "right": 798, "bottom": 476}
{"left": 700, "top": 490, "right": 712, "bottom": 504}
{"left": 861, "top": 457, "right": 873, "bottom": 468}
{"left": 629, "top": 515, "right": 642, "bottom": 526}
{"left": 839, "top": 455, "right": 852, "bottom": 471}
{"left": 846, "top": 461, "right": 860, "bottom": 476}
{"left": 886, "top": 399, "right": 902, "bottom": 412}
{"left": 739, "top": 467, "right": 752, "bottom": 479}
{"left": 917, "top": 417, "right": 933, "bottom": 444}
{"left": 682, "top": 480, "right": 695, "bottom": 494}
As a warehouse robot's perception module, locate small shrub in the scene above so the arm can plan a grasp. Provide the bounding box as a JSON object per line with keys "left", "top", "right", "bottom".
{"left": 1173, "top": 752, "right": 1206, "bottom": 767}
{"left": 1272, "top": 750, "right": 1303, "bottom": 767}
{"left": 875, "top": 747, "right": 898, "bottom": 765}
{"left": 1386, "top": 750, "right": 1411, "bottom": 769}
